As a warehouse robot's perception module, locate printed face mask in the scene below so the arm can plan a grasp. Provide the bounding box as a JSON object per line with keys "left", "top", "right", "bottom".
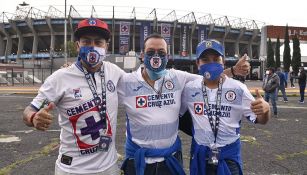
{"left": 144, "top": 53, "right": 168, "bottom": 80}
{"left": 78, "top": 46, "right": 106, "bottom": 68}
{"left": 198, "top": 62, "right": 224, "bottom": 81}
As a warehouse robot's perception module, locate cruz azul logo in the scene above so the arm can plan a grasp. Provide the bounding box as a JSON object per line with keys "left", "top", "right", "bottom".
{"left": 136, "top": 96, "right": 148, "bottom": 108}
{"left": 194, "top": 102, "right": 204, "bottom": 115}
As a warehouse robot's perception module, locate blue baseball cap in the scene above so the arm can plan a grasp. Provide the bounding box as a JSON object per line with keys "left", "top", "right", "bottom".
{"left": 196, "top": 39, "right": 224, "bottom": 59}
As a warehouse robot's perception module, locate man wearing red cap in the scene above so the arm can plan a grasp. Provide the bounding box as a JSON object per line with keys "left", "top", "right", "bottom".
{"left": 22, "top": 18, "right": 124, "bottom": 174}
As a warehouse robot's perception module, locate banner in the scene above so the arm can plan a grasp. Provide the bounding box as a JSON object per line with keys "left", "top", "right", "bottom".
{"left": 140, "top": 21, "right": 151, "bottom": 51}
{"left": 180, "top": 25, "right": 188, "bottom": 57}
{"left": 198, "top": 25, "right": 207, "bottom": 43}
{"left": 119, "top": 21, "right": 130, "bottom": 55}
{"left": 161, "top": 23, "right": 172, "bottom": 54}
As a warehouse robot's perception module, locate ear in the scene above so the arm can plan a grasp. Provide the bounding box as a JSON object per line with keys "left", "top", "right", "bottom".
{"left": 105, "top": 42, "right": 109, "bottom": 52}
{"left": 76, "top": 41, "right": 80, "bottom": 52}
{"left": 196, "top": 59, "right": 200, "bottom": 69}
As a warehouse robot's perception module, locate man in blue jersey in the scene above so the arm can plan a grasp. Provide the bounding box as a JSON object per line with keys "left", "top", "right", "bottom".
{"left": 180, "top": 39, "right": 270, "bottom": 175}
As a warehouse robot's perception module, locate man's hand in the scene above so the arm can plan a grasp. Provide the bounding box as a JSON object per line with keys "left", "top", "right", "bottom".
{"left": 251, "top": 89, "right": 270, "bottom": 124}
{"left": 233, "top": 54, "right": 250, "bottom": 76}
{"left": 32, "top": 103, "right": 55, "bottom": 131}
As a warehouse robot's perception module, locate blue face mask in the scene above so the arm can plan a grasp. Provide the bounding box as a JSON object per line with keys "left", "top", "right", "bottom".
{"left": 198, "top": 63, "right": 224, "bottom": 80}
{"left": 78, "top": 46, "right": 106, "bottom": 68}
{"left": 144, "top": 53, "right": 168, "bottom": 80}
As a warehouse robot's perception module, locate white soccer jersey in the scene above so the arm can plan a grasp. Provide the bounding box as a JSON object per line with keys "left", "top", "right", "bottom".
{"left": 118, "top": 67, "right": 199, "bottom": 163}
{"left": 31, "top": 61, "right": 125, "bottom": 174}
{"left": 181, "top": 76, "right": 257, "bottom": 148}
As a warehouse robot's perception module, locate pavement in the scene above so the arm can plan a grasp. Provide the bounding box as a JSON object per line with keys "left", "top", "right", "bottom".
{"left": 0, "top": 82, "right": 307, "bottom": 175}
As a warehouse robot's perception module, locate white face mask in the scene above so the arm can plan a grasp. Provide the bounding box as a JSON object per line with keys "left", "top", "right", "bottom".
{"left": 265, "top": 70, "right": 270, "bottom": 75}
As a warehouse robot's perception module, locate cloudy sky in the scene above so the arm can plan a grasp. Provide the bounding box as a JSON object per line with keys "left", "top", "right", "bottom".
{"left": 1, "top": 0, "right": 306, "bottom": 27}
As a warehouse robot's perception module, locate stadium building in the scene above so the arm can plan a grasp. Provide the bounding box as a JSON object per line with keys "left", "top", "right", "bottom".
{"left": 0, "top": 4, "right": 266, "bottom": 84}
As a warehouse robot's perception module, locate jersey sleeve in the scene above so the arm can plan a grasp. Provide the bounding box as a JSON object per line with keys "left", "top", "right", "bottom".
{"left": 30, "top": 73, "right": 63, "bottom": 111}
{"left": 179, "top": 82, "right": 189, "bottom": 117}
{"left": 241, "top": 84, "right": 257, "bottom": 123}
{"left": 117, "top": 73, "right": 127, "bottom": 105}
{"left": 174, "top": 69, "right": 200, "bottom": 86}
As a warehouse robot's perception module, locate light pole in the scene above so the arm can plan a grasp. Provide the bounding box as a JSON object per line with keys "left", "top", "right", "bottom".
{"left": 18, "top": 1, "right": 29, "bottom": 67}
{"left": 64, "top": 0, "right": 67, "bottom": 64}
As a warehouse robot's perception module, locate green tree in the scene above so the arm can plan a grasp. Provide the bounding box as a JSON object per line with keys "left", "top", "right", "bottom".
{"left": 267, "top": 38, "right": 275, "bottom": 68}
{"left": 283, "top": 25, "right": 291, "bottom": 72}
{"left": 291, "top": 35, "right": 301, "bottom": 74}
{"left": 60, "top": 41, "right": 78, "bottom": 57}
{"left": 67, "top": 41, "right": 78, "bottom": 57}
{"left": 275, "top": 37, "right": 281, "bottom": 68}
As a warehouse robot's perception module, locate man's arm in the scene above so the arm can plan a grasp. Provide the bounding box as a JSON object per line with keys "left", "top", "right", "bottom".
{"left": 223, "top": 54, "right": 250, "bottom": 78}
{"left": 23, "top": 103, "right": 54, "bottom": 131}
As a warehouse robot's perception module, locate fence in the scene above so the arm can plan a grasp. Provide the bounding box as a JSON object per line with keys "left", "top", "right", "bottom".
{"left": 0, "top": 68, "right": 56, "bottom": 86}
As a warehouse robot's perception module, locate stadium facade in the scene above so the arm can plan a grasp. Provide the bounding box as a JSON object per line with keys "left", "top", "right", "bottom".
{"left": 0, "top": 5, "right": 264, "bottom": 62}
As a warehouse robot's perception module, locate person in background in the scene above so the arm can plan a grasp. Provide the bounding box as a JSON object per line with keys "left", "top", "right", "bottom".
{"left": 297, "top": 67, "right": 307, "bottom": 104}
{"left": 290, "top": 71, "right": 295, "bottom": 88}
{"left": 276, "top": 67, "right": 288, "bottom": 102}
{"left": 262, "top": 67, "right": 280, "bottom": 117}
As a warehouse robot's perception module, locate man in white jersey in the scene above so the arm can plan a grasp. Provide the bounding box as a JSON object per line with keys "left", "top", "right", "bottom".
{"left": 22, "top": 18, "right": 124, "bottom": 175}
{"left": 118, "top": 33, "right": 253, "bottom": 175}
{"left": 181, "top": 39, "right": 270, "bottom": 175}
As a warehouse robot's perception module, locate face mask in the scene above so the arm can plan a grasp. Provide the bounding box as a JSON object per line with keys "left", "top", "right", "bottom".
{"left": 198, "top": 63, "right": 224, "bottom": 81}
{"left": 265, "top": 70, "right": 270, "bottom": 75}
{"left": 144, "top": 53, "right": 168, "bottom": 80}
{"left": 78, "top": 46, "right": 106, "bottom": 68}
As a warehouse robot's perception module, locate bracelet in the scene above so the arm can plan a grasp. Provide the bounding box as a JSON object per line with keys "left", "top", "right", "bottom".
{"left": 231, "top": 66, "right": 236, "bottom": 76}
{"left": 30, "top": 112, "right": 37, "bottom": 125}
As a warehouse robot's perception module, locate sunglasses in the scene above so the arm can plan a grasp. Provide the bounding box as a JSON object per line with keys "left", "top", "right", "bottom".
{"left": 145, "top": 50, "right": 167, "bottom": 57}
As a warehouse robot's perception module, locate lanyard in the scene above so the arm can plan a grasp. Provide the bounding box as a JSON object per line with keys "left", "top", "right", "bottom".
{"left": 81, "top": 64, "right": 107, "bottom": 130}
{"left": 201, "top": 78, "right": 223, "bottom": 144}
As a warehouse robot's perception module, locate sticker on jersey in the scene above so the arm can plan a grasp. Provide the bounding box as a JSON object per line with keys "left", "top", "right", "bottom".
{"left": 150, "top": 57, "right": 162, "bottom": 69}
{"left": 87, "top": 52, "right": 99, "bottom": 64}
{"left": 225, "top": 90, "right": 236, "bottom": 102}
{"left": 194, "top": 103, "right": 204, "bottom": 115}
{"left": 107, "top": 80, "right": 115, "bottom": 92}
{"left": 73, "top": 88, "right": 82, "bottom": 99}
{"left": 164, "top": 80, "right": 174, "bottom": 90}
{"left": 136, "top": 96, "right": 148, "bottom": 108}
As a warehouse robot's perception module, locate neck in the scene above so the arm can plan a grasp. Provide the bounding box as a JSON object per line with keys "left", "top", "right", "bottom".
{"left": 81, "top": 61, "right": 102, "bottom": 73}
{"left": 142, "top": 68, "right": 156, "bottom": 87}
{"left": 204, "top": 76, "right": 224, "bottom": 89}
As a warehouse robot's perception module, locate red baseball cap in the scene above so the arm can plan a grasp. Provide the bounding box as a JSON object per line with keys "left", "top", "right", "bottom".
{"left": 74, "top": 18, "right": 111, "bottom": 40}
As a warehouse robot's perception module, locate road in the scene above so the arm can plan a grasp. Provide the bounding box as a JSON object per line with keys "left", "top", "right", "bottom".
{"left": 0, "top": 94, "right": 306, "bottom": 175}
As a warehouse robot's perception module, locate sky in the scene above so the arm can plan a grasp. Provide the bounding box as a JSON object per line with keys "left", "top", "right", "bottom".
{"left": 1, "top": 0, "right": 306, "bottom": 27}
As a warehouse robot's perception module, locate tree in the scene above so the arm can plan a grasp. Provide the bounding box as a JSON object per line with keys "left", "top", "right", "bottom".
{"left": 291, "top": 35, "right": 301, "bottom": 74}
{"left": 283, "top": 25, "right": 291, "bottom": 72}
{"left": 275, "top": 37, "right": 281, "bottom": 68}
{"left": 60, "top": 41, "right": 78, "bottom": 58}
{"left": 267, "top": 38, "right": 275, "bottom": 68}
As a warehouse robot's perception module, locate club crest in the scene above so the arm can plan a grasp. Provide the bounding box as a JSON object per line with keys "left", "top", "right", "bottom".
{"left": 225, "top": 90, "right": 236, "bottom": 102}
{"left": 136, "top": 96, "right": 148, "bottom": 108}
{"left": 164, "top": 80, "right": 174, "bottom": 90}
{"left": 150, "top": 57, "right": 162, "bottom": 69}
{"left": 107, "top": 80, "right": 115, "bottom": 92}
{"left": 87, "top": 52, "right": 99, "bottom": 64}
